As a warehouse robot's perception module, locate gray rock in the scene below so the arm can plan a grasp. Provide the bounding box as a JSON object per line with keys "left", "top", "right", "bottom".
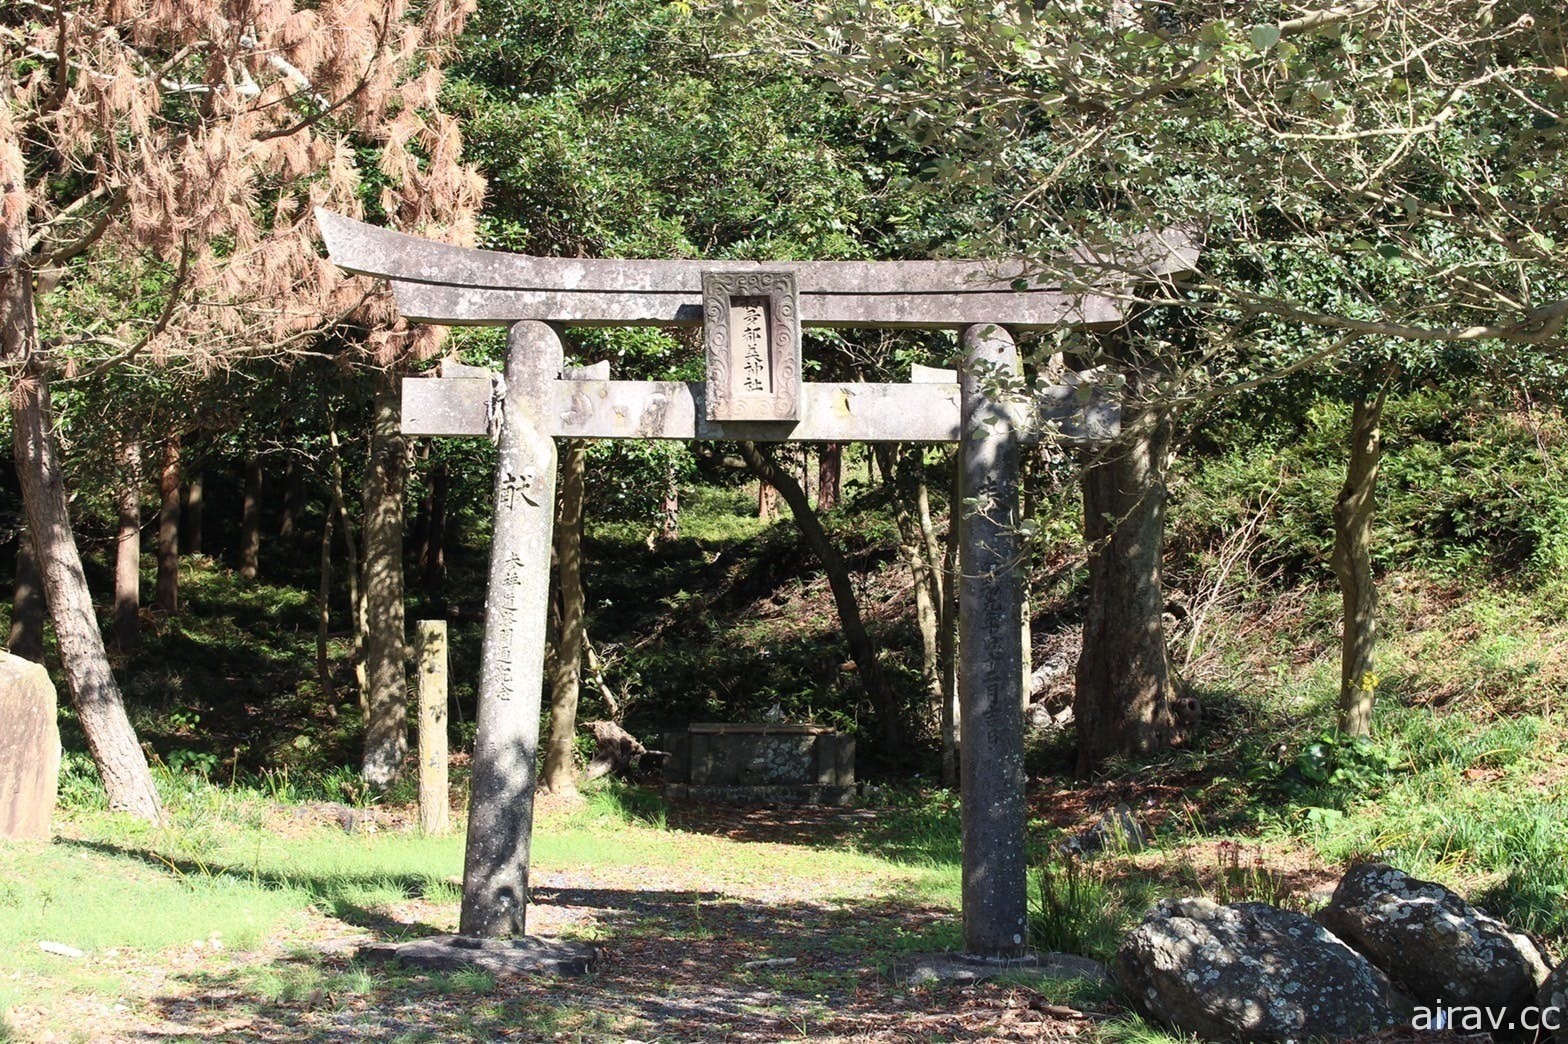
{"left": 1062, "top": 804, "right": 1145, "bottom": 856}
{"left": 1116, "top": 898, "right": 1399, "bottom": 1042}
{"left": 359, "top": 934, "right": 597, "bottom": 977}
{"left": 1535, "top": 961, "right": 1568, "bottom": 1042}
{"left": 1317, "top": 863, "right": 1550, "bottom": 1010}
{"left": 1025, "top": 700, "right": 1073, "bottom": 731}
{"left": 907, "top": 951, "right": 1108, "bottom": 988}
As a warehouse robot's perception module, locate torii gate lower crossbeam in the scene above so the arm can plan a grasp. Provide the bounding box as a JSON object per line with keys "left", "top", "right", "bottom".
{"left": 317, "top": 210, "right": 1198, "bottom": 958}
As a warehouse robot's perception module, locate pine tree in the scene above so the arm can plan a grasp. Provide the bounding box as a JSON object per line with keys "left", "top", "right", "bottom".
{"left": 1, "top": 0, "right": 483, "bottom": 818}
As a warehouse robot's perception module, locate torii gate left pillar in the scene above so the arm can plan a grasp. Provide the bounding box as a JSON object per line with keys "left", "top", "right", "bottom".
{"left": 458, "top": 320, "right": 560, "bottom": 937}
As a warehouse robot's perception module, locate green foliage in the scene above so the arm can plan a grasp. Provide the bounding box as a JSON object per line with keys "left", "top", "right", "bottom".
{"left": 577, "top": 780, "right": 670, "bottom": 830}
{"left": 55, "top": 752, "right": 108, "bottom": 813}
{"left": 1271, "top": 733, "right": 1405, "bottom": 808}
{"left": 1170, "top": 391, "right": 1568, "bottom": 590}
{"left": 1095, "top": 1012, "right": 1204, "bottom": 1044}
{"left": 1031, "top": 855, "right": 1129, "bottom": 961}
{"left": 584, "top": 440, "right": 696, "bottom": 526}
{"left": 448, "top": 0, "right": 921, "bottom": 262}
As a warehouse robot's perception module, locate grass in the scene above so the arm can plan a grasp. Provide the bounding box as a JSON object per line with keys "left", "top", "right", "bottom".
{"left": 1, "top": 769, "right": 972, "bottom": 1039}
{"left": 1140, "top": 569, "right": 1568, "bottom": 951}
{"left": 588, "top": 482, "right": 775, "bottom": 549}
{"left": 1097, "top": 1012, "right": 1203, "bottom": 1044}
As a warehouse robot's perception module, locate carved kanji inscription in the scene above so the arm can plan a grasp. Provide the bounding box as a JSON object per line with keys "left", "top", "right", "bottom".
{"left": 702, "top": 272, "right": 800, "bottom": 422}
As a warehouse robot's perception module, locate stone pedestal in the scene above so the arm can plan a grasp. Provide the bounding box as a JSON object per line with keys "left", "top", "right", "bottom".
{"left": 0, "top": 653, "right": 61, "bottom": 841}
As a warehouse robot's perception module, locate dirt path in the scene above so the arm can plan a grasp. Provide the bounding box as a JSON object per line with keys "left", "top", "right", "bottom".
{"left": 12, "top": 803, "right": 1112, "bottom": 1043}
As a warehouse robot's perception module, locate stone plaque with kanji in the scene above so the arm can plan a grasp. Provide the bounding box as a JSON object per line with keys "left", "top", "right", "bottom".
{"left": 702, "top": 271, "right": 800, "bottom": 422}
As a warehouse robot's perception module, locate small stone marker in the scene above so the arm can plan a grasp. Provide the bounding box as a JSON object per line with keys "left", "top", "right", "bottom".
{"left": 0, "top": 652, "right": 61, "bottom": 841}
{"left": 416, "top": 620, "right": 450, "bottom": 836}
{"left": 664, "top": 722, "right": 855, "bottom": 805}
{"left": 359, "top": 934, "right": 597, "bottom": 977}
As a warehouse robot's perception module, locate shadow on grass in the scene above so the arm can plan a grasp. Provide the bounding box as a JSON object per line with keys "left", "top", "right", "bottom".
{"left": 661, "top": 797, "right": 966, "bottom": 873}
{"left": 123, "top": 884, "right": 1049, "bottom": 1042}
{"left": 55, "top": 837, "right": 447, "bottom": 940}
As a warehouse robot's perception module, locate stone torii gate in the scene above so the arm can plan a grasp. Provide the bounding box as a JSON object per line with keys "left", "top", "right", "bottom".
{"left": 318, "top": 209, "right": 1197, "bottom": 959}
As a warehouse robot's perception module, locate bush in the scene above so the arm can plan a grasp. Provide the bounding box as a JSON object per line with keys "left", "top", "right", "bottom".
{"left": 1169, "top": 391, "right": 1568, "bottom": 591}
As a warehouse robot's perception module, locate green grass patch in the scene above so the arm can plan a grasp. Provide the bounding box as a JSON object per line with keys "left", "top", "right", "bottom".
{"left": 1095, "top": 1012, "right": 1203, "bottom": 1044}
{"left": 7, "top": 774, "right": 974, "bottom": 1038}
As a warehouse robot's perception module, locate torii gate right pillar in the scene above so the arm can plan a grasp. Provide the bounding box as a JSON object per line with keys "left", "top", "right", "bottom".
{"left": 958, "top": 323, "right": 1028, "bottom": 956}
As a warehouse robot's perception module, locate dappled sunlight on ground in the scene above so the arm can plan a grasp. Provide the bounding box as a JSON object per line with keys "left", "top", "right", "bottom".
{"left": 7, "top": 801, "right": 1104, "bottom": 1042}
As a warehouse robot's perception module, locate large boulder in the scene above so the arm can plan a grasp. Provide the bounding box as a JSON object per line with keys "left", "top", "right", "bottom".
{"left": 1116, "top": 897, "right": 1400, "bottom": 1042}
{"left": 0, "top": 653, "right": 61, "bottom": 841}
{"left": 1317, "top": 863, "right": 1550, "bottom": 1010}
{"left": 1537, "top": 962, "right": 1568, "bottom": 1042}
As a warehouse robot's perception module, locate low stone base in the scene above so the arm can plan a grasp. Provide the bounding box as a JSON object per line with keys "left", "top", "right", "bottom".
{"left": 664, "top": 783, "right": 856, "bottom": 806}
{"left": 359, "top": 934, "right": 597, "bottom": 977}
{"left": 905, "top": 951, "right": 1109, "bottom": 988}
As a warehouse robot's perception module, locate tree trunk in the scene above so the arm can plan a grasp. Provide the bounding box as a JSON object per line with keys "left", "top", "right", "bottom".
{"left": 740, "top": 440, "right": 905, "bottom": 753}
{"left": 8, "top": 526, "right": 45, "bottom": 663}
{"left": 1074, "top": 402, "right": 1180, "bottom": 775}
{"left": 182, "top": 471, "right": 203, "bottom": 555}
{"left": 240, "top": 453, "right": 262, "bottom": 580}
{"left": 327, "top": 423, "right": 367, "bottom": 700}
{"left": 4, "top": 263, "right": 160, "bottom": 820}
{"left": 583, "top": 633, "right": 625, "bottom": 721}
{"left": 317, "top": 451, "right": 338, "bottom": 707}
{"left": 411, "top": 450, "right": 432, "bottom": 568}
{"left": 1333, "top": 389, "right": 1388, "bottom": 737}
{"left": 892, "top": 448, "right": 943, "bottom": 741}
{"left": 582, "top": 720, "right": 647, "bottom": 783}
{"left": 757, "top": 476, "right": 779, "bottom": 521}
{"left": 361, "top": 375, "right": 409, "bottom": 788}
{"left": 113, "top": 438, "right": 142, "bottom": 652}
{"left": 543, "top": 439, "right": 587, "bottom": 795}
{"left": 279, "top": 458, "right": 304, "bottom": 539}
{"left": 420, "top": 459, "right": 449, "bottom": 596}
{"left": 914, "top": 453, "right": 953, "bottom": 744}
{"left": 939, "top": 461, "right": 961, "bottom": 788}
{"left": 658, "top": 460, "right": 680, "bottom": 543}
{"left": 416, "top": 620, "right": 450, "bottom": 835}
{"left": 817, "top": 443, "right": 842, "bottom": 512}
{"left": 154, "top": 437, "right": 180, "bottom": 615}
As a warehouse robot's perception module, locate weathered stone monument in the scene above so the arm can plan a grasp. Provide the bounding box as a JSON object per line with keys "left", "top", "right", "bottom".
{"left": 0, "top": 651, "right": 62, "bottom": 841}
{"left": 663, "top": 722, "right": 856, "bottom": 805}
{"left": 317, "top": 210, "right": 1197, "bottom": 959}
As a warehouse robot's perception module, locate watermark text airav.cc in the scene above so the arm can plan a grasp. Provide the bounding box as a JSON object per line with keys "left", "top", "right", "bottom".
{"left": 1414, "top": 1001, "right": 1562, "bottom": 1034}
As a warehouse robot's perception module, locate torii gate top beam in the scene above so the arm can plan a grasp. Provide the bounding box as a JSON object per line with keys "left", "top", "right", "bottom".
{"left": 316, "top": 210, "right": 1198, "bottom": 331}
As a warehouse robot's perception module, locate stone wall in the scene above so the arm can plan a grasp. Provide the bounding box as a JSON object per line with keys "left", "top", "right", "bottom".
{"left": 664, "top": 723, "right": 855, "bottom": 805}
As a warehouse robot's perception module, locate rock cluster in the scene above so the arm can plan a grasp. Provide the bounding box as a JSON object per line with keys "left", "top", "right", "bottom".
{"left": 1317, "top": 863, "right": 1550, "bottom": 1012}
{"left": 1117, "top": 898, "right": 1400, "bottom": 1041}
{"left": 1115, "top": 862, "right": 1559, "bottom": 1042}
